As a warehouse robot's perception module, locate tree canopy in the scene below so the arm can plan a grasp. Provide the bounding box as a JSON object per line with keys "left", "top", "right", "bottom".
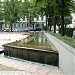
{"left": 32, "top": 0, "right": 75, "bottom": 36}
{"left": 0, "top": 0, "right": 75, "bottom": 33}
{"left": 2, "top": 0, "right": 19, "bottom": 31}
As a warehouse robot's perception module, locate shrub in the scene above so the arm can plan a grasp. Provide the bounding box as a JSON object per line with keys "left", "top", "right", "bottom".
{"left": 49, "top": 31, "right": 75, "bottom": 48}
{"left": 42, "top": 26, "right": 48, "bottom": 31}
{"left": 65, "top": 28, "right": 75, "bottom": 37}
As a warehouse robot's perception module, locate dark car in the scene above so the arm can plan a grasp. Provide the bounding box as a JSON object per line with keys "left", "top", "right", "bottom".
{"left": 24, "top": 29, "right": 29, "bottom": 32}
{"left": 1, "top": 29, "right": 9, "bottom": 32}
{"left": 36, "top": 28, "right": 42, "bottom": 31}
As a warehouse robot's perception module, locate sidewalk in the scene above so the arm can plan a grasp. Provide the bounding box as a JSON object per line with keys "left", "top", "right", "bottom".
{"left": 0, "top": 32, "right": 63, "bottom": 75}
{"left": 0, "top": 53, "right": 63, "bottom": 75}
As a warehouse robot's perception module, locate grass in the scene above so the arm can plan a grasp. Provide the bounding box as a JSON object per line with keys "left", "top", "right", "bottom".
{"left": 49, "top": 31, "right": 75, "bottom": 48}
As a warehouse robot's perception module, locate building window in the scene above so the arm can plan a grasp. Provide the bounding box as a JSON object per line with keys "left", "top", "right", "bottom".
{"left": 41, "top": 17, "right": 43, "bottom": 20}
{"left": 22, "top": 23, "right": 23, "bottom": 27}
{"left": 74, "top": 19, "right": 75, "bottom": 22}
{"left": 18, "top": 23, "right": 20, "bottom": 27}
{"left": 5, "top": 24, "right": 7, "bottom": 27}
{"left": 14, "top": 23, "right": 16, "bottom": 27}
{"left": 37, "top": 17, "right": 39, "bottom": 21}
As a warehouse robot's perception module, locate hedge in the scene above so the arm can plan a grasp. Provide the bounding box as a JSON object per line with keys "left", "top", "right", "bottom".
{"left": 65, "top": 28, "right": 75, "bottom": 37}
{"left": 42, "top": 26, "right": 48, "bottom": 31}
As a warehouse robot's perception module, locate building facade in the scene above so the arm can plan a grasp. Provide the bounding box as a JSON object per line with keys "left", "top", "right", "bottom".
{"left": 72, "top": 13, "right": 75, "bottom": 28}
{"left": 1, "top": 16, "right": 46, "bottom": 31}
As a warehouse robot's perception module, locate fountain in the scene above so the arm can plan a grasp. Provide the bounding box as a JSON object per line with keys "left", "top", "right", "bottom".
{"left": 3, "top": 31, "right": 59, "bottom": 66}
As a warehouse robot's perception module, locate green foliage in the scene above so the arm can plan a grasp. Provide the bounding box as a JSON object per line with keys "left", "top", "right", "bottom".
{"left": 64, "top": 16, "right": 72, "bottom": 25}
{"left": 53, "top": 0, "right": 75, "bottom": 16}
{"left": 0, "top": 0, "right": 75, "bottom": 33}
{"left": 19, "top": 0, "right": 31, "bottom": 19}
{"left": 1, "top": 0, "right": 19, "bottom": 31}
{"left": 1, "top": 0, "right": 20, "bottom": 31}
{"left": 42, "top": 26, "right": 48, "bottom": 31}
{"left": 54, "top": 0, "right": 75, "bottom": 36}
{"left": 33, "top": 0, "right": 75, "bottom": 36}
{"left": 49, "top": 31, "right": 75, "bottom": 48}
{"left": 31, "top": 0, "right": 46, "bottom": 19}
{"left": 0, "top": 3, "right": 3, "bottom": 20}
{"left": 3, "top": 0, "right": 19, "bottom": 22}
{"left": 65, "top": 28, "right": 75, "bottom": 37}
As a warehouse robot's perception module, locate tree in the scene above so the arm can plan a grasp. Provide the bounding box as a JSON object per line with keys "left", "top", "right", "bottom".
{"left": 2, "top": 0, "right": 19, "bottom": 32}
{"left": 19, "top": 0, "right": 37, "bottom": 28}
{"left": 35, "top": 0, "right": 54, "bottom": 32}
{"left": 55, "top": 0, "right": 75, "bottom": 36}
{"left": 35, "top": 0, "right": 75, "bottom": 36}
{"left": 64, "top": 16, "right": 72, "bottom": 28}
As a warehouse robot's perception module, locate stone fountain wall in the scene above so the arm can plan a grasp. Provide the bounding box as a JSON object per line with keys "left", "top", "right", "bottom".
{"left": 3, "top": 45, "right": 59, "bottom": 66}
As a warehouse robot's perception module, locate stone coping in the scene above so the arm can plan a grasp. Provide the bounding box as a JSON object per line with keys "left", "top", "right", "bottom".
{"left": 2, "top": 44, "right": 58, "bottom": 53}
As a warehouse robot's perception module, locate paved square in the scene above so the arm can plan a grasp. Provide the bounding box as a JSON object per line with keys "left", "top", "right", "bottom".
{"left": 0, "top": 32, "right": 63, "bottom": 75}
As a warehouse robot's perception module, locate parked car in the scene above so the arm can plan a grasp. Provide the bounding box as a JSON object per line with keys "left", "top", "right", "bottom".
{"left": 36, "top": 28, "right": 42, "bottom": 31}
{"left": 1, "top": 29, "right": 9, "bottom": 32}
{"left": 13, "top": 29, "right": 18, "bottom": 32}
{"left": 24, "top": 29, "right": 29, "bottom": 32}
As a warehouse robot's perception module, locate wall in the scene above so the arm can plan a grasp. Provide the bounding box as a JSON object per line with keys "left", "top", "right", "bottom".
{"left": 45, "top": 33, "right": 75, "bottom": 75}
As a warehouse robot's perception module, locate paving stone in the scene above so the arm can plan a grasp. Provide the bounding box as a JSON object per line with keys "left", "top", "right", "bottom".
{"left": 31, "top": 73, "right": 39, "bottom": 75}
{"left": 7, "top": 71, "right": 15, "bottom": 75}
{"left": 0, "top": 33, "right": 63, "bottom": 75}
{"left": 7, "top": 61, "right": 18, "bottom": 67}
{"left": 1, "top": 71, "right": 9, "bottom": 75}
{"left": 48, "top": 69, "right": 63, "bottom": 75}
{"left": 27, "top": 65, "right": 41, "bottom": 73}
{"left": 0, "top": 71, "right": 4, "bottom": 75}
{"left": 11, "top": 62, "right": 23, "bottom": 69}
{"left": 18, "top": 63, "right": 33, "bottom": 71}
{"left": 1, "top": 59, "right": 11, "bottom": 65}
{"left": 14, "top": 71, "right": 26, "bottom": 75}
{"left": 25, "top": 71, "right": 31, "bottom": 75}
{"left": 37, "top": 67, "right": 51, "bottom": 75}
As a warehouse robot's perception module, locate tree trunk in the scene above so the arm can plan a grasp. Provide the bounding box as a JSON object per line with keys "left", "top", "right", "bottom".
{"left": 65, "top": 23, "right": 66, "bottom": 28}
{"left": 49, "top": 24, "right": 51, "bottom": 31}
{"left": 46, "top": 15, "right": 48, "bottom": 27}
{"left": 10, "top": 23, "right": 12, "bottom": 32}
{"left": 61, "top": 16, "right": 64, "bottom": 35}
{"left": 48, "top": 15, "right": 51, "bottom": 31}
{"left": 47, "top": 16, "right": 50, "bottom": 28}
{"left": 54, "top": 17, "right": 56, "bottom": 33}
{"left": 49, "top": 18, "right": 52, "bottom": 31}
{"left": 61, "top": 0, "right": 65, "bottom": 36}
{"left": 58, "top": 26, "right": 60, "bottom": 33}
